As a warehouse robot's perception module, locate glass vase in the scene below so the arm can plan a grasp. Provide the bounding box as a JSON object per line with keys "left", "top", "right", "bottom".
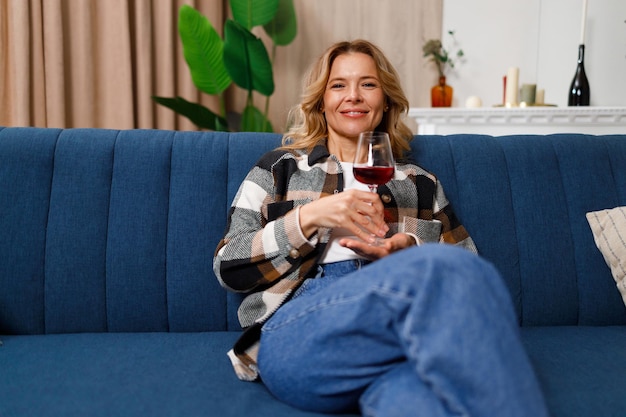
{"left": 431, "top": 76, "right": 453, "bottom": 107}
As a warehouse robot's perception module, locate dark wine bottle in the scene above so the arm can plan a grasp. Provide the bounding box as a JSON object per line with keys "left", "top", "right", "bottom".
{"left": 568, "top": 44, "right": 590, "bottom": 106}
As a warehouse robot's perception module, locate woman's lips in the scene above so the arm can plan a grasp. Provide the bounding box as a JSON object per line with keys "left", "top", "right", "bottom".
{"left": 341, "top": 110, "right": 368, "bottom": 117}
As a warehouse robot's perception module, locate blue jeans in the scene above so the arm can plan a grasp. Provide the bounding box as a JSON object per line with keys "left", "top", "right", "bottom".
{"left": 257, "top": 244, "right": 549, "bottom": 417}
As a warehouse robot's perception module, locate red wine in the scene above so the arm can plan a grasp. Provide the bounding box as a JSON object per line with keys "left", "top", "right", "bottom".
{"left": 353, "top": 166, "right": 394, "bottom": 185}
{"left": 568, "top": 44, "right": 590, "bottom": 106}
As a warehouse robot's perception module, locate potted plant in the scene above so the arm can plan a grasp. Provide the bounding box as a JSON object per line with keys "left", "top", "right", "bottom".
{"left": 422, "top": 30, "right": 464, "bottom": 107}
{"left": 153, "top": 0, "right": 297, "bottom": 132}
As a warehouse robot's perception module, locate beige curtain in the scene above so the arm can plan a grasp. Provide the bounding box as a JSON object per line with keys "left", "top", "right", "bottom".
{"left": 1, "top": 0, "right": 441, "bottom": 131}
{"left": 0, "top": 0, "right": 221, "bottom": 130}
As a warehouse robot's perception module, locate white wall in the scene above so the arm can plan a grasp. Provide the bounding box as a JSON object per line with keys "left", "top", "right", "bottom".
{"left": 441, "top": 0, "right": 626, "bottom": 107}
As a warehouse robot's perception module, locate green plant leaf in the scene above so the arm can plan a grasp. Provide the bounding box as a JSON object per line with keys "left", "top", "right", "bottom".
{"left": 241, "top": 104, "right": 274, "bottom": 132}
{"left": 178, "top": 5, "right": 231, "bottom": 96}
{"left": 224, "top": 20, "right": 274, "bottom": 96}
{"left": 263, "top": 0, "right": 297, "bottom": 46}
{"left": 152, "top": 96, "right": 229, "bottom": 131}
{"left": 230, "top": 0, "right": 279, "bottom": 30}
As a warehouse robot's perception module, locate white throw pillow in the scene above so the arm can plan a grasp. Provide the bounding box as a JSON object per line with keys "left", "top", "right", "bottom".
{"left": 586, "top": 206, "right": 626, "bottom": 307}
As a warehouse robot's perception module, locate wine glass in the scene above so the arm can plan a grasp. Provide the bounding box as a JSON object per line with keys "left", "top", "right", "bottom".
{"left": 353, "top": 131, "right": 395, "bottom": 193}
{"left": 353, "top": 131, "right": 395, "bottom": 244}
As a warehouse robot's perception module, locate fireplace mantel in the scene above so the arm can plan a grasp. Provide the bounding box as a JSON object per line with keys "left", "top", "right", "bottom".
{"left": 408, "top": 106, "right": 626, "bottom": 136}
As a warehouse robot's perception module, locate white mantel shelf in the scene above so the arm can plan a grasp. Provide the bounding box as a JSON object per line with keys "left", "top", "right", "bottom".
{"left": 408, "top": 106, "right": 626, "bottom": 136}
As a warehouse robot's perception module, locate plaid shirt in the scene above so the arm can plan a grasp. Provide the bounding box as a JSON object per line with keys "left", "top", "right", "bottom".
{"left": 213, "top": 143, "right": 476, "bottom": 380}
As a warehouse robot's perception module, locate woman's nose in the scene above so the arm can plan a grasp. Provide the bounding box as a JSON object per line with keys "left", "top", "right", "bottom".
{"left": 346, "top": 85, "right": 362, "bottom": 102}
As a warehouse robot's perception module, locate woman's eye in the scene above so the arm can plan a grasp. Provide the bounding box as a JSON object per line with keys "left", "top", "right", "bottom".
{"left": 330, "top": 83, "right": 344, "bottom": 89}
{"left": 363, "top": 82, "right": 377, "bottom": 88}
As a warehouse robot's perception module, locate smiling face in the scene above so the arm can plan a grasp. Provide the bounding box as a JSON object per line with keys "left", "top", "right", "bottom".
{"left": 322, "top": 52, "right": 386, "bottom": 156}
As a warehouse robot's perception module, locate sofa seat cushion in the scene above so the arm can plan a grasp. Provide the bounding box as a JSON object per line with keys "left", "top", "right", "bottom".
{"left": 0, "top": 332, "right": 355, "bottom": 417}
{"left": 522, "top": 326, "right": 626, "bottom": 417}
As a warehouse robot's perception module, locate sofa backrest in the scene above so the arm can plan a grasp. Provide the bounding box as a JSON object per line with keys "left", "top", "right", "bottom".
{"left": 1, "top": 128, "right": 625, "bottom": 335}
{"left": 413, "top": 134, "right": 626, "bottom": 326}
{"left": 0, "top": 128, "right": 269, "bottom": 335}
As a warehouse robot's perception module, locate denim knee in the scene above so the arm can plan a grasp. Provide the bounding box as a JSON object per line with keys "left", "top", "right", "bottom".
{"left": 374, "top": 244, "right": 498, "bottom": 288}
{"left": 402, "top": 243, "right": 482, "bottom": 271}
{"left": 369, "top": 244, "right": 514, "bottom": 317}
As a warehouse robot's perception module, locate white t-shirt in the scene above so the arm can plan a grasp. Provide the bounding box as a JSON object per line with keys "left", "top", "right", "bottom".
{"left": 318, "top": 162, "right": 370, "bottom": 264}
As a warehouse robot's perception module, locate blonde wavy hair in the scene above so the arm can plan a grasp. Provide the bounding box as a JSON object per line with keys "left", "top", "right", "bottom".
{"left": 282, "top": 39, "right": 414, "bottom": 159}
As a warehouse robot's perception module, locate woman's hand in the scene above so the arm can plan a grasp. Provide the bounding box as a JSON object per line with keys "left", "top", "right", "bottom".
{"left": 338, "top": 233, "right": 417, "bottom": 260}
{"left": 298, "top": 189, "right": 388, "bottom": 243}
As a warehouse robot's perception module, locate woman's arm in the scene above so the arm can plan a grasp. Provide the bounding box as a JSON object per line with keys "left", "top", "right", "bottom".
{"left": 213, "top": 161, "right": 317, "bottom": 293}
{"left": 338, "top": 168, "right": 477, "bottom": 259}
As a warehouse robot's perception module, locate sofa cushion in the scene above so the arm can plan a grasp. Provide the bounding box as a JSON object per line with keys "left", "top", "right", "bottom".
{"left": 0, "top": 332, "right": 353, "bottom": 417}
{"left": 522, "top": 326, "right": 626, "bottom": 417}
{"left": 586, "top": 206, "right": 626, "bottom": 307}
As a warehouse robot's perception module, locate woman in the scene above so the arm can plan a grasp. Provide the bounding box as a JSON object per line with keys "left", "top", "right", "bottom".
{"left": 214, "top": 40, "right": 548, "bottom": 417}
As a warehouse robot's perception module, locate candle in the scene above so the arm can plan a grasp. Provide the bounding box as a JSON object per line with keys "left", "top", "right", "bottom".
{"left": 520, "top": 84, "right": 536, "bottom": 105}
{"left": 465, "top": 96, "right": 483, "bottom": 108}
{"left": 536, "top": 89, "right": 545, "bottom": 105}
{"left": 580, "top": 0, "right": 588, "bottom": 45}
{"left": 502, "top": 76, "right": 507, "bottom": 105}
{"left": 505, "top": 67, "right": 519, "bottom": 106}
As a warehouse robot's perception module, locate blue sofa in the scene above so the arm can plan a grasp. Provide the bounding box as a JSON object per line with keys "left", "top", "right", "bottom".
{"left": 1, "top": 127, "right": 625, "bottom": 417}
